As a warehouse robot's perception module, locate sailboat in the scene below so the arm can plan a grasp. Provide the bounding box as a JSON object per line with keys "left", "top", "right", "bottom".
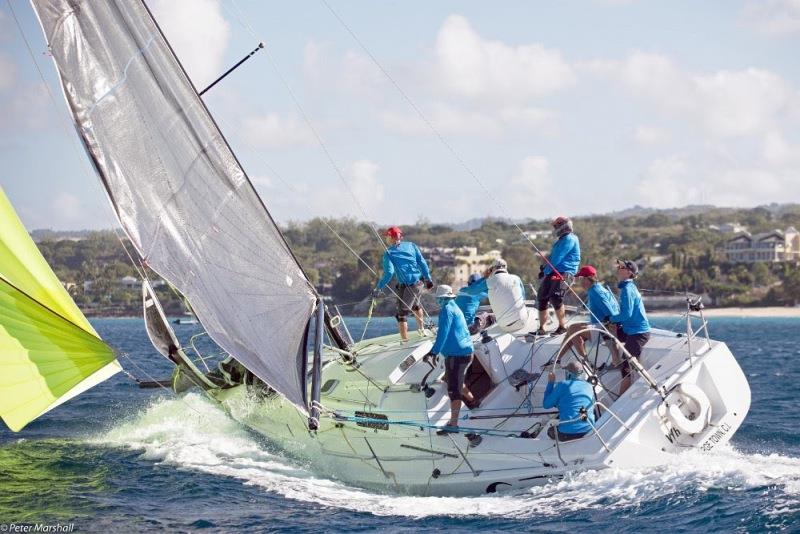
{"left": 2, "top": 0, "right": 751, "bottom": 496}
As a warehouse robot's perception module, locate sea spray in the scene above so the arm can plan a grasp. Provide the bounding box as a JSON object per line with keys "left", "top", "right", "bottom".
{"left": 89, "top": 393, "right": 800, "bottom": 519}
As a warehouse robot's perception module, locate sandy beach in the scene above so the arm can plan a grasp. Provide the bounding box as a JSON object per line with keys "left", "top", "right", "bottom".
{"left": 651, "top": 306, "right": 800, "bottom": 318}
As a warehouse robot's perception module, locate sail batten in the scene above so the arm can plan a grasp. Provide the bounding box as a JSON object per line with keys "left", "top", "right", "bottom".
{"left": 30, "top": 0, "right": 317, "bottom": 411}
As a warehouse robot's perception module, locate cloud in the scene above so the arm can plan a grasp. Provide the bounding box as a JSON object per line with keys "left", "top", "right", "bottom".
{"left": 433, "top": 15, "right": 575, "bottom": 103}
{"left": 241, "top": 113, "right": 315, "bottom": 148}
{"left": 634, "top": 143, "right": 800, "bottom": 209}
{"left": 379, "top": 104, "right": 556, "bottom": 138}
{"left": 762, "top": 131, "right": 800, "bottom": 166}
{"left": 52, "top": 192, "right": 84, "bottom": 225}
{"left": 741, "top": 0, "right": 800, "bottom": 36}
{"left": 0, "top": 81, "right": 49, "bottom": 130}
{"left": 147, "top": 0, "right": 230, "bottom": 89}
{"left": 256, "top": 159, "right": 384, "bottom": 221}
{"left": 633, "top": 125, "right": 670, "bottom": 146}
{"left": 587, "top": 52, "right": 797, "bottom": 138}
{"left": 345, "top": 159, "right": 384, "bottom": 209}
{"left": 635, "top": 156, "right": 698, "bottom": 207}
{"left": 495, "top": 156, "right": 559, "bottom": 219}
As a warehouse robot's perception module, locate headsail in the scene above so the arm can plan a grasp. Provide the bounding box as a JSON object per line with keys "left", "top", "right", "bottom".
{"left": 30, "top": 0, "right": 317, "bottom": 410}
{"left": 0, "top": 187, "right": 120, "bottom": 431}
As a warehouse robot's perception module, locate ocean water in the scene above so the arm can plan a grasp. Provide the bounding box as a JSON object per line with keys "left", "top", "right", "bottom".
{"left": 1, "top": 316, "right": 800, "bottom": 532}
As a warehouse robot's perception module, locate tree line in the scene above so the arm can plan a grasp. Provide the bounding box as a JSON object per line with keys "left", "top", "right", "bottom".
{"left": 35, "top": 204, "right": 800, "bottom": 316}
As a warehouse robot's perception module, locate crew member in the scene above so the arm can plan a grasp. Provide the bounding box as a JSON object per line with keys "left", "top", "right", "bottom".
{"left": 543, "top": 360, "right": 596, "bottom": 441}
{"left": 461, "top": 258, "right": 534, "bottom": 334}
{"left": 455, "top": 273, "right": 488, "bottom": 334}
{"left": 557, "top": 265, "right": 620, "bottom": 366}
{"left": 536, "top": 216, "right": 580, "bottom": 336}
{"left": 610, "top": 259, "right": 651, "bottom": 395}
{"left": 373, "top": 226, "right": 433, "bottom": 341}
{"left": 427, "top": 285, "right": 476, "bottom": 434}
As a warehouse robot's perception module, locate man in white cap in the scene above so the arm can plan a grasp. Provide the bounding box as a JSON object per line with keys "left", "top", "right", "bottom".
{"left": 460, "top": 258, "right": 534, "bottom": 333}
{"left": 427, "top": 284, "right": 476, "bottom": 434}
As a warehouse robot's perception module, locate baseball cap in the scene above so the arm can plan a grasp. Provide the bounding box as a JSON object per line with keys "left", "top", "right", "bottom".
{"left": 575, "top": 265, "right": 597, "bottom": 278}
{"left": 617, "top": 259, "right": 639, "bottom": 275}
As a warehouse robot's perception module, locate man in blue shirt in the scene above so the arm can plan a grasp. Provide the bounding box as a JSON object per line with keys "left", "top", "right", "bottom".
{"left": 373, "top": 226, "right": 433, "bottom": 341}
{"left": 557, "top": 265, "right": 620, "bottom": 366}
{"left": 610, "top": 259, "right": 651, "bottom": 394}
{"left": 536, "top": 216, "right": 580, "bottom": 336}
{"left": 455, "top": 273, "right": 489, "bottom": 334}
{"left": 426, "top": 285, "right": 476, "bottom": 434}
{"left": 543, "top": 360, "right": 595, "bottom": 441}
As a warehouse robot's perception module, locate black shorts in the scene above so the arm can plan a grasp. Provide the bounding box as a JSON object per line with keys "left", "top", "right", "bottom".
{"left": 395, "top": 282, "right": 422, "bottom": 321}
{"left": 547, "top": 426, "right": 588, "bottom": 442}
{"left": 537, "top": 276, "right": 566, "bottom": 311}
{"left": 444, "top": 355, "right": 473, "bottom": 401}
{"left": 617, "top": 331, "right": 650, "bottom": 378}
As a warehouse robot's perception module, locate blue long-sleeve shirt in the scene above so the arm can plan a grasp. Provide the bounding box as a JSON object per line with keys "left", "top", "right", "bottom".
{"left": 455, "top": 282, "right": 487, "bottom": 325}
{"left": 376, "top": 241, "right": 432, "bottom": 289}
{"left": 543, "top": 233, "right": 581, "bottom": 276}
{"left": 430, "top": 299, "right": 474, "bottom": 357}
{"left": 610, "top": 279, "right": 651, "bottom": 335}
{"left": 543, "top": 379, "right": 595, "bottom": 434}
{"left": 586, "top": 283, "right": 620, "bottom": 325}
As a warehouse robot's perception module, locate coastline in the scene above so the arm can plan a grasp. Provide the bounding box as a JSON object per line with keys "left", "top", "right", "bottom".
{"left": 650, "top": 306, "right": 800, "bottom": 318}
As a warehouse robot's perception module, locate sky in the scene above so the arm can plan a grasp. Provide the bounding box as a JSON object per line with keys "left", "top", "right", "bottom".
{"left": 1, "top": 0, "right": 800, "bottom": 230}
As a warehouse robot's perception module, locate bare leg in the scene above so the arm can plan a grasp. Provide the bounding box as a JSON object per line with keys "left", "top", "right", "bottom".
{"left": 448, "top": 400, "right": 462, "bottom": 426}
{"left": 538, "top": 309, "right": 548, "bottom": 332}
{"left": 461, "top": 386, "right": 475, "bottom": 405}
{"left": 398, "top": 321, "right": 409, "bottom": 342}
{"left": 413, "top": 308, "right": 424, "bottom": 334}
{"left": 554, "top": 305, "right": 567, "bottom": 329}
{"left": 557, "top": 323, "right": 588, "bottom": 358}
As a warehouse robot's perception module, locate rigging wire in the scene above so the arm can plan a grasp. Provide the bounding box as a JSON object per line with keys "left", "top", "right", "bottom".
{"left": 317, "top": 0, "right": 665, "bottom": 393}
{"left": 5, "top": 0, "right": 151, "bottom": 286}
{"left": 220, "top": 0, "right": 434, "bottom": 323}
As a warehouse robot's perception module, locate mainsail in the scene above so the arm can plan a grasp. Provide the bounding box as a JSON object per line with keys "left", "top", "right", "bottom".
{"left": 30, "top": 0, "right": 317, "bottom": 410}
{"left": 0, "top": 187, "right": 121, "bottom": 431}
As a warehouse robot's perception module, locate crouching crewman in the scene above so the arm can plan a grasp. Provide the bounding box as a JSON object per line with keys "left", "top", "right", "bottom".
{"left": 543, "top": 360, "right": 596, "bottom": 442}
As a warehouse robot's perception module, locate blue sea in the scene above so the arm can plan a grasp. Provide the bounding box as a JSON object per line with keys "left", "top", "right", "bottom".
{"left": 1, "top": 316, "right": 800, "bottom": 532}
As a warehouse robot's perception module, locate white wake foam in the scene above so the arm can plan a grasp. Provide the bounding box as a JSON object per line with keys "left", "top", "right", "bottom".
{"left": 91, "top": 394, "right": 800, "bottom": 518}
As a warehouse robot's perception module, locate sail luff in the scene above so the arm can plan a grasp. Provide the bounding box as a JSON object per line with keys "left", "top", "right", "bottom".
{"left": 29, "top": 0, "right": 317, "bottom": 411}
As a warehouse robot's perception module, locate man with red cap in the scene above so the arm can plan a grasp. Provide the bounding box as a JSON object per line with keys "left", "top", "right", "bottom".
{"left": 557, "top": 264, "right": 620, "bottom": 365}
{"left": 373, "top": 226, "right": 433, "bottom": 341}
{"left": 536, "top": 216, "right": 581, "bottom": 335}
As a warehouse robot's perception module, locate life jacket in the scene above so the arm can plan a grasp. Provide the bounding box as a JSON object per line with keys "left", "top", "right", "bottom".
{"left": 486, "top": 271, "right": 529, "bottom": 332}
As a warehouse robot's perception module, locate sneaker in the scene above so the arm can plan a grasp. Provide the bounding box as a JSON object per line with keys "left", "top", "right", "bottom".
{"left": 551, "top": 326, "right": 567, "bottom": 336}
{"left": 436, "top": 425, "right": 460, "bottom": 435}
{"left": 534, "top": 328, "right": 547, "bottom": 336}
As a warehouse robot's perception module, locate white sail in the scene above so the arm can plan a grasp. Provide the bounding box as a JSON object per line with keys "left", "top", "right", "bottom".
{"left": 30, "top": 0, "right": 317, "bottom": 411}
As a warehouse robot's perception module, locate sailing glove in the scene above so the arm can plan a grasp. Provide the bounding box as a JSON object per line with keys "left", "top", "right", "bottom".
{"left": 424, "top": 279, "right": 434, "bottom": 290}
{"left": 371, "top": 288, "right": 383, "bottom": 299}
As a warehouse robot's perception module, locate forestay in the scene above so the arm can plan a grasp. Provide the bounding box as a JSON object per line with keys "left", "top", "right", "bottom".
{"left": 30, "top": 0, "right": 317, "bottom": 410}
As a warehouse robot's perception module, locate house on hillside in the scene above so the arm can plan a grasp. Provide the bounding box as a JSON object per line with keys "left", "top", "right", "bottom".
{"left": 724, "top": 227, "right": 800, "bottom": 263}
{"left": 713, "top": 222, "right": 748, "bottom": 234}
{"left": 420, "top": 246, "right": 502, "bottom": 288}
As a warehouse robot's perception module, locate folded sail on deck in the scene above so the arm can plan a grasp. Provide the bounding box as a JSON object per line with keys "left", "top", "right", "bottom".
{"left": 0, "top": 187, "right": 120, "bottom": 431}
{"left": 29, "top": 0, "right": 317, "bottom": 411}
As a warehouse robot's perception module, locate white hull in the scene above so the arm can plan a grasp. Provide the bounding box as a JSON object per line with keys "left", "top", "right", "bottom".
{"left": 210, "top": 320, "right": 750, "bottom": 496}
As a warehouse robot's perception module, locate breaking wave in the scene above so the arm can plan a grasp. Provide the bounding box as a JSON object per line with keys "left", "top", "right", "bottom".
{"left": 91, "top": 393, "right": 800, "bottom": 519}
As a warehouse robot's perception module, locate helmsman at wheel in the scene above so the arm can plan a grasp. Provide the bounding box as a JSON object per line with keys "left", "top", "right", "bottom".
{"left": 372, "top": 226, "right": 434, "bottom": 342}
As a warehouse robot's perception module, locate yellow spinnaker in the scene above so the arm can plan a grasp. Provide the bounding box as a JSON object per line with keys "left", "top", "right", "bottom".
{"left": 0, "top": 187, "right": 121, "bottom": 431}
